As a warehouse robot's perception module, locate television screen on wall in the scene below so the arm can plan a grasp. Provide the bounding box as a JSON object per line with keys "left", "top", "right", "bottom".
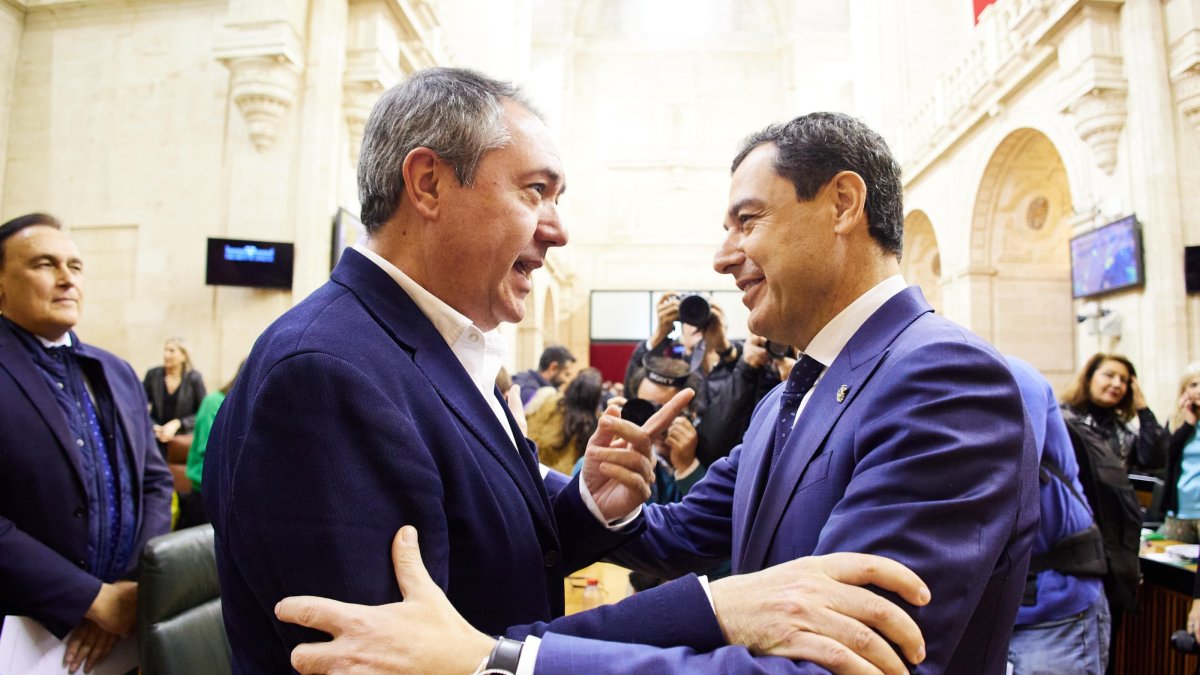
{"left": 1069, "top": 215, "right": 1144, "bottom": 299}
{"left": 205, "top": 238, "right": 294, "bottom": 289}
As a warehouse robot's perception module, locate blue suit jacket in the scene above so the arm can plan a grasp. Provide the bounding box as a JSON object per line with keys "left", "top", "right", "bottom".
{"left": 0, "top": 319, "right": 173, "bottom": 638}
{"left": 535, "top": 287, "right": 1039, "bottom": 673}
{"left": 204, "top": 250, "right": 731, "bottom": 672}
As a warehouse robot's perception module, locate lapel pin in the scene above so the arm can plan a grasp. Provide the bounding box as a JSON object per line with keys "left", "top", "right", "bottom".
{"left": 836, "top": 385, "right": 849, "bottom": 403}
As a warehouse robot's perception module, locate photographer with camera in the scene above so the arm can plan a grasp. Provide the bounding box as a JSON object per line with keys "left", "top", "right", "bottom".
{"left": 624, "top": 292, "right": 780, "bottom": 467}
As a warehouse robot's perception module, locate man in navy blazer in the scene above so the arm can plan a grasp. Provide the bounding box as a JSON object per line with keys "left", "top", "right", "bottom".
{"left": 0, "top": 213, "right": 173, "bottom": 672}
{"left": 278, "top": 112, "right": 1037, "bottom": 674}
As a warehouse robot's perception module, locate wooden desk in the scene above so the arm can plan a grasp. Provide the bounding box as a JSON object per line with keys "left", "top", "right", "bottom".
{"left": 1113, "top": 539, "right": 1199, "bottom": 674}
{"left": 564, "top": 562, "right": 634, "bottom": 615}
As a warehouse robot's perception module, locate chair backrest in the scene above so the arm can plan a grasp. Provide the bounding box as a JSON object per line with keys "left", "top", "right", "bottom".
{"left": 137, "top": 524, "right": 231, "bottom": 675}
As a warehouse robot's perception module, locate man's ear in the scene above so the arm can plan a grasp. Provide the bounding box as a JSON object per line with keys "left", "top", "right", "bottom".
{"left": 829, "top": 171, "right": 868, "bottom": 235}
{"left": 401, "top": 147, "right": 449, "bottom": 220}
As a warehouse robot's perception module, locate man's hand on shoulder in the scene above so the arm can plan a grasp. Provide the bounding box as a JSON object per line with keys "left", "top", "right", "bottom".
{"left": 278, "top": 527, "right": 494, "bottom": 675}
{"left": 582, "top": 389, "right": 694, "bottom": 521}
{"left": 710, "top": 553, "right": 930, "bottom": 675}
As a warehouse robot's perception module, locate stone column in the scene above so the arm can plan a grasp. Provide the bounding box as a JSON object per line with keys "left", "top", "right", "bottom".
{"left": 1121, "top": 0, "right": 1188, "bottom": 412}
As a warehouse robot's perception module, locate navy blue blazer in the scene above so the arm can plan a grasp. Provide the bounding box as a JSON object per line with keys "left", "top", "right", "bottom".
{"left": 204, "top": 250, "right": 731, "bottom": 672}
{"left": 0, "top": 319, "right": 173, "bottom": 638}
{"left": 534, "top": 287, "right": 1040, "bottom": 673}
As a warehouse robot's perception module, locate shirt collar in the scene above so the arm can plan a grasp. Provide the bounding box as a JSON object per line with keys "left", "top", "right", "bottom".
{"left": 352, "top": 242, "right": 508, "bottom": 391}
{"left": 37, "top": 332, "right": 73, "bottom": 349}
{"left": 802, "top": 275, "right": 907, "bottom": 367}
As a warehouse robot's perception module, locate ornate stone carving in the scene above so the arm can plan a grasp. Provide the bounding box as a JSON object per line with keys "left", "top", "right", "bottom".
{"left": 214, "top": 20, "right": 305, "bottom": 152}
{"left": 1173, "top": 67, "right": 1200, "bottom": 137}
{"left": 1064, "top": 88, "right": 1126, "bottom": 174}
{"left": 223, "top": 55, "right": 302, "bottom": 151}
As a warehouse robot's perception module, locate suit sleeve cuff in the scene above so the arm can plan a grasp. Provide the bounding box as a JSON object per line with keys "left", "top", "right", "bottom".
{"left": 579, "top": 476, "right": 643, "bottom": 530}
{"left": 515, "top": 635, "right": 541, "bottom": 675}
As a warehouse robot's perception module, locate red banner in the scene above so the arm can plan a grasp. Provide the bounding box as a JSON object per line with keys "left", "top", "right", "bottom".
{"left": 974, "top": 0, "right": 997, "bottom": 23}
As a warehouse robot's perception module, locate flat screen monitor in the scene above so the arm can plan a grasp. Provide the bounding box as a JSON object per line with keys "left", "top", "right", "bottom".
{"left": 206, "top": 237, "right": 294, "bottom": 289}
{"left": 1069, "top": 215, "right": 1144, "bottom": 299}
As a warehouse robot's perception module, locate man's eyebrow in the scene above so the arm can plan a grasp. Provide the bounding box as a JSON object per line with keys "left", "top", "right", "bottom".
{"left": 727, "top": 197, "right": 764, "bottom": 219}
{"left": 521, "top": 168, "right": 566, "bottom": 196}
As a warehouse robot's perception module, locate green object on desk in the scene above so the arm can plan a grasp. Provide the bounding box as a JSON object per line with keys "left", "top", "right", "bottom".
{"left": 1143, "top": 531, "right": 1165, "bottom": 541}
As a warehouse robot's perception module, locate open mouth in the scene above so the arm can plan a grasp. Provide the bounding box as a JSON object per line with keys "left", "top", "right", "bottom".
{"left": 513, "top": 259, "right": 541, "bottom": 281}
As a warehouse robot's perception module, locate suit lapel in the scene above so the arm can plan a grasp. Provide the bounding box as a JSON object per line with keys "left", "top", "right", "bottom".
{"left": 332, "top": 250, "right": 555, "bottom": 537}
{"left": 732, "top": 393, "right": 782, "bottom": 570}
{"left": 0, "top": 321, "right": 88, "bottom": 490}
{"left": 740, "top": 287, "right": 933, "bottom": 571}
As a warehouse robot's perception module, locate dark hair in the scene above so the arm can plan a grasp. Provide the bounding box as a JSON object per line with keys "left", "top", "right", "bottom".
{"left": 628, "top": 367, "right": 702, "bottom": 409}
{"left": 1061, "top": 352, "right": 1139, "bottom": 423}
{"left": 221, "top": 360, "right": 247, "bottom": 396}
{"left": 357, "top": 67, "right": 541, "bottom": 234}
{"left": 538, "top": 345, "right": 576, "bottom": 372}
{"left": 559, "top": 368, "right": 604, "bottom": 450}
{"left": 0, "top": 213, "right": 62, "bottom": 268}
{"left": 731, "top": 112, "right": 904, "bottom": 257}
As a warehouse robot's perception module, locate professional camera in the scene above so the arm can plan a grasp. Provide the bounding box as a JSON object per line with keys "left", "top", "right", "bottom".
{"left": 674, "top": 293, "right": 711, "bottom": 327}
{"left": 1170, "top": 629, "right": 1200, "bottom": 655}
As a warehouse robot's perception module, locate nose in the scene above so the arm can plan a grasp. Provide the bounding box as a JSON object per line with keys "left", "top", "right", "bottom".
{"left": 713, "top": 230, "right": 743, "bottom": 275}
{"left": 538, "top": 204, "right": 568, "bottom": 248}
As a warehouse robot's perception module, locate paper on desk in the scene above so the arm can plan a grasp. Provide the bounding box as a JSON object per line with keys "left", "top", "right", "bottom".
{"left": 0, "top": 616, "right": 137, "bottom": 675}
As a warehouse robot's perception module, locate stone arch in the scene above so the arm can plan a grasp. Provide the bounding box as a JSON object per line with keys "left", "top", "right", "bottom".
{"left": 901, "top": 210, "right": 942, "bottom": 314}
{"left": 967, "top": 128, "right": 1075, "bottom": 388}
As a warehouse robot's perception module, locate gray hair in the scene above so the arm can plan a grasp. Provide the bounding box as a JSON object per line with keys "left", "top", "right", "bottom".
{"left": 731, "top": 112, "right": 904, "bottom": 258}
{"left": 357, "top": 67, "right": 541, "bottom": 233}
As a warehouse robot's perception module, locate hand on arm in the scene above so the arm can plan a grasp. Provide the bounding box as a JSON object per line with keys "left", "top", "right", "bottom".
{"left": 278, "top": 527, "right": 493, "bottom": 675}
{"left": 63, "top": 620, "right": 119, "bottom": 674}
{"left": 83, "top": 581, "right": 137, "bottom": 636}
{"left": 582, "top": 389, "right": 694, "bottom": 521}
{"left": 710, "top": 553, "right": 929, "bottom": 674}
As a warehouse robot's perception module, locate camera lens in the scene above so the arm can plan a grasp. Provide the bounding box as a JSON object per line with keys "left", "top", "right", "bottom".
{"left": 765, "top": 341, "right": 791, "bottom": 358}
{"left": 678, "top": 295, "right": 711, "bottom": 327}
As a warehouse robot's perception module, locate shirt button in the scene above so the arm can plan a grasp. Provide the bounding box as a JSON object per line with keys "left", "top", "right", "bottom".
{"left": 73, "top": 507, "right": 84, "bottom": 518}
{"left": 543, "top": 550, "right": 560, "bottom": 568}
{"left": 76, "top": 438, "right": 84, "bottom": 447}
{"left": 57, "top": 382, "right": 64, "bottom": 389}
{"left": 75, "top": 558, "right": 86, "bottom": 568}
{"left": 469, "top": 334, "right": 479, "bottom": 342}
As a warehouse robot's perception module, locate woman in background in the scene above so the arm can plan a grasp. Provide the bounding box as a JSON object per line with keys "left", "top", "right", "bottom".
{"left": 526, "top": 368, "right": 603, "bottom": 475}
{"left": 1060, "top": 352, "right": 1167, "bottom": 671}
{"left": 1160, "top": 361, "right": 1200, "bottom": 544}
{"left": 177, "top": 361, "right": 242, "bottom": 529}
{"left": 143, "top": 337, "right": 206, "bottom": 454}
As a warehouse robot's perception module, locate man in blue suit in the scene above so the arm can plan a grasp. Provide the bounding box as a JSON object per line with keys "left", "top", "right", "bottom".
{"left": 210, "top": 71, "right": 928, "bottom": 674}
{"left": 0, "top": 213, "right": 173, "bottom": 672}
{"left": 278, "top": 111, "right": 1038, "bottom": 674}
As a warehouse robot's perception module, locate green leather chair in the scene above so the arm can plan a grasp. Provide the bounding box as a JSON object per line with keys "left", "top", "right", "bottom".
{"left": 137, "top": 524, "right": 231, "bottom": 675}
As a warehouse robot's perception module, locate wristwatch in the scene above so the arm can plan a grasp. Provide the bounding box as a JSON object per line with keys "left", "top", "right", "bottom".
{"left": 484, "top": 637, "right": 523, "bottom": 674}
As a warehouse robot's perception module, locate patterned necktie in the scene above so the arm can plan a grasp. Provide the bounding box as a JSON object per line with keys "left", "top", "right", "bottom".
{"left": 771, "top": 354, "right": 825, "bottom": 469}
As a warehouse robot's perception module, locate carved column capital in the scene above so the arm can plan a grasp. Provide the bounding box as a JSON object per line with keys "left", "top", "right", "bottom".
{"left": 1064, "top": 88, "right": 1127, "bottom": 174}
{"left": 214, "top": 21, "right": 305, "bottom": 152}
